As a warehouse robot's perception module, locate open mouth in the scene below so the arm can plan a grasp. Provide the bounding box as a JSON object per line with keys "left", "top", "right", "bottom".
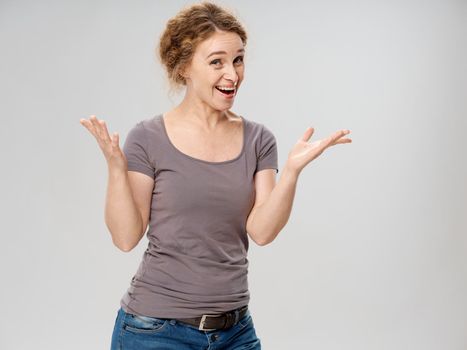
{"left": 215, "top": 86, "right": 236, "bottom": 96}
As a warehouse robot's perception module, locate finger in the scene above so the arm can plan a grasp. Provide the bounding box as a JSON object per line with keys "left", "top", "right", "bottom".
{"left": 111, "top": 132, "right": 120, "bottom": 148}
{"left": 301, "top": 127, "right": 314, "bottom": 142}
{"left": 80, "top": 117, "right": 98, "bottom": 137}
{"left": 83, "top": 116, "right": 108, "bottom": 149}
{"left": 99, "top": 119, "right": 112, "bottom": 143}
{"left": 90, "top": 115, "right": 104, "bottom": 139}
{"left": 331, "top": 138, "right": 352, "bottom": 146}
{"left": 330, "top": 129, "right": 350, "bottom": 144}
{"left": 321, "top": 130, "right": 346, "bottom": 149}
{"left": 79, "top": 118, "right": 90, "bottom": 129}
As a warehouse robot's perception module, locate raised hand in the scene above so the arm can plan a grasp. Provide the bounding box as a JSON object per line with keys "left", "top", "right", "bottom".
{"left": 285, "top": 127, "right": 352, "bottom": 175}
{"left": 79, "top": 115, "right": 127, "bottom": 171}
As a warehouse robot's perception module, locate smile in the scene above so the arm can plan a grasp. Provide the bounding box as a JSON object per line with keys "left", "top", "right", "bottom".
{"left": 215, "top": 86, "right": 236, "bottom": 96}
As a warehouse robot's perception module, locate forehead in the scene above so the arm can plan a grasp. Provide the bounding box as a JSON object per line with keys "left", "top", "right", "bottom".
{"left": 196, "top": 30, "right": 244, "bottom": 56}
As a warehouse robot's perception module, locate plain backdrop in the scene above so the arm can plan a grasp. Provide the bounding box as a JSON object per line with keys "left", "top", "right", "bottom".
{"left": 1, "top": 0, "right": 466, "bottom": 349}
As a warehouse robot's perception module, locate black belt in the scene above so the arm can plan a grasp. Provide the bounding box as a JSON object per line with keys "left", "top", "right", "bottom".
{"left": 175, "top": 305, "right": 248, "bottom": 331}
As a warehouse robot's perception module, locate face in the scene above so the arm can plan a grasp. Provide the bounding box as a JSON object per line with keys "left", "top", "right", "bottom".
{"left": 182, "top": 30, "right": 245, "bottom": 112}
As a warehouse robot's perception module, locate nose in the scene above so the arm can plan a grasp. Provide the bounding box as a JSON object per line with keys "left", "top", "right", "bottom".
{"left": 223, "top": 63, "right": 239, "bottom": 84}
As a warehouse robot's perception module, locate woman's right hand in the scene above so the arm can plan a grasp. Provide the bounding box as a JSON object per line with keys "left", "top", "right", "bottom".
{"left": 80, "top": 115, "right": 127, "bottom": 171}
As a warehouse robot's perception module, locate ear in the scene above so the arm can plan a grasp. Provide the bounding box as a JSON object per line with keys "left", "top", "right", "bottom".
{"left": 180, "top": 72, "right": 192, "bottom": 85}
{"left": 179, "top": 62, "right": 193, "bottom": 81}
{"left": 178, "top": 65, "right": 187, "bottom": 79}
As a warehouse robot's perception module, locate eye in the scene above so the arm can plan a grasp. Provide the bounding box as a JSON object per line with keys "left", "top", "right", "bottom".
{"left": 210, "top": 56, "right": 244, "bottom": 67}
{"left": 235, "top": 56, "right": 244, "bottom": 64}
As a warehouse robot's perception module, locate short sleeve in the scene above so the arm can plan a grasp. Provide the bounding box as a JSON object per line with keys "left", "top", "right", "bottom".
{"left": 122, "top": 122, "right": 155, "bottom": 179}
{"left": 255, "top": 124, "right": 278, "bottom": 174}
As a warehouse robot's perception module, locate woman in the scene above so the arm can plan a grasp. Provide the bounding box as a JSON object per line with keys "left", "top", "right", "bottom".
{"left": 80, "top": 2, "right": 351, "bottom": 349}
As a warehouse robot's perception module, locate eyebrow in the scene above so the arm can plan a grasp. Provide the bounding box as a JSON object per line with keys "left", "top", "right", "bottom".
{"left": 206, "top": 48, "right": 245, "bottom": 59}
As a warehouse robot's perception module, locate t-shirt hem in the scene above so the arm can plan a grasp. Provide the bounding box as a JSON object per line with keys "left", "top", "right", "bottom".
{"left": 127, "top": 162, "right": 155, "bottom": 179}
{"left": 119, "top": 294, "right": 250, "bottom": 319}
{"left": 255, "top": 166, "right": 279, "bottom": 174}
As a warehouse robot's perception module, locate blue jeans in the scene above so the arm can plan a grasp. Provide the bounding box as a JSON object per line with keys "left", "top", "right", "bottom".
{"left": 110, "top": 307, "right": 262, "bottom": 349}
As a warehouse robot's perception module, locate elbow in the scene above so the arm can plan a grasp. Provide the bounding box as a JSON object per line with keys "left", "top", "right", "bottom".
{"left": 255, "top": 238, "right": 271, "bottom": 247}
{"left": 119, "top": 244, "right": 135, "bottom": 253}
{"left": 111, "top": 232, "right": 140, "bottom": 252}
{"left": 247, "top": 221, "right": 278, "bottom": 247}
{"left": 107, "top": 223, "right": 143, "bottom": 253}
{"left": 251, "top": 229, "right": 279, "bottom": 247}
{"left": 247, "top": 227, "right": 271, "bottom": 247}
{"left": 113, "top": 239, "right": 136, "bottom": 252}
{"left": 251, "top": 234, "right": 271, "bottom": 247}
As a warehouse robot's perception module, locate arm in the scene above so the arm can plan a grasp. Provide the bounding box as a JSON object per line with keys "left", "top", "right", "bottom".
{"left": 105, "top": 168, "right": 154, "bottom": 252}
{"left": 80, "top": 115, "right": 154, "bottom": 252}
{"left": 246, "top": 166, "right": 298, "bottom": 246}
{"left": 246, "top": 126, "right": 352, "bottom": 246}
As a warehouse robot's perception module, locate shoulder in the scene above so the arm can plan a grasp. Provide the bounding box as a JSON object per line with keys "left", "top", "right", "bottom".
{"left": 139, "top": 114, "right": 161, "bottom": 133}
{"left": 126, "top": 114, "right": 162, "bottom": 138}
{"left": 123, "top": 115, "right": 165, "bottom": 155}
{"left": 242, "top": 116, "right": 276, "bottom": 141}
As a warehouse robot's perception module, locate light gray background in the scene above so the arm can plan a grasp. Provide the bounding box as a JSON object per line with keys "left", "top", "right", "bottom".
{"left": 1, "top": 0, "right": 466, "bottom": 349}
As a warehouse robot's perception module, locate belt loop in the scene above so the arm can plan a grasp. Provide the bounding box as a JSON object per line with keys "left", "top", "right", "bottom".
{"left": 234, "top": 309, "right": 239, "bottom": 324}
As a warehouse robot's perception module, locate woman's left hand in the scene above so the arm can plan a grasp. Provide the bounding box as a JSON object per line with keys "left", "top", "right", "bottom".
{"left": 285, "top": 127, "right": 352, "bottom": 175}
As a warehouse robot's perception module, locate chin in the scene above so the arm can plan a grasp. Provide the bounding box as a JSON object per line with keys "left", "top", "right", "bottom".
{"left": 210, "top": 100, "right": 234, "bottom": 112}
{"left": 212, "top": 106, "right": 230, "bottom": 113}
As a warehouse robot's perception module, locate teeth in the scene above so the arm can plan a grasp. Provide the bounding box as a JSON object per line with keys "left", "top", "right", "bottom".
{"left": 216, "top": 86, "right": 235, "bottom": 91}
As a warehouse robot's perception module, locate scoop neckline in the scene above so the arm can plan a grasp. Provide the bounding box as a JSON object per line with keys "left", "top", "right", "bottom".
{"left": 158, "top": 113, "right": 246, "bottom": 165}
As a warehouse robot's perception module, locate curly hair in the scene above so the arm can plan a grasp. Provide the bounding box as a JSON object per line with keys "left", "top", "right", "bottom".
{"left": 157, "top": 1, "right": 247, "bottom": 93}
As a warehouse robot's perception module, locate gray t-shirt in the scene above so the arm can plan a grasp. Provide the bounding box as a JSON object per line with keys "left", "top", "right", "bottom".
{"left": 119, "top": 113, "right": 278, "bottom": 319}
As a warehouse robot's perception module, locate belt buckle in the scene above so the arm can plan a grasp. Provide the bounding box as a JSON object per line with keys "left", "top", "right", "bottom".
{"left": 199, "top": 313, "right": 223, "bottom": 331}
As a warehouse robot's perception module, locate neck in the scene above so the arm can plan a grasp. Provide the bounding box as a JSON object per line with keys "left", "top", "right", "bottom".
{"left": 174, "top": 88, "right": 231, "bottom": 130}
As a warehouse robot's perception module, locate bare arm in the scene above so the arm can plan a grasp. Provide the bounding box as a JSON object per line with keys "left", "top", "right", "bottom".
{"left": 80, "top": 115, "right": 153, "bottom": 252}
{"left": 105, "top": 168, "right": 153, "bottom": 251}
{"left": 246, "top": 167, "right": 297, "bottom": 246}
{"left": 247, "top": 127, "right": 352, "bottom": 246}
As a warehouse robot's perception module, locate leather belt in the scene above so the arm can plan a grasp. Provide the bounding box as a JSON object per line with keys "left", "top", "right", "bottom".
{"left": 175, "top": 305, "right": 249, "bottom": 331}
